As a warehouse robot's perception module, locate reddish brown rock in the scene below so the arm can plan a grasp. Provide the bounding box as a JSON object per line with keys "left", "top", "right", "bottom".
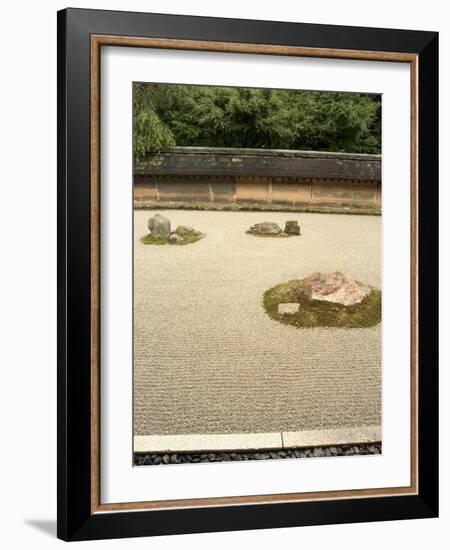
{"left": 299, "top": 272, "right": 370, "bottom": 306}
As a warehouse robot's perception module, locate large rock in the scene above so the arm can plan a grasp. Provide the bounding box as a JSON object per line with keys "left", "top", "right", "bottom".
{"left": 148, "top": 214, "right": 171, "bottom": 237}
{"left": 299, "top": 272, "right": 369, "bottom": 306}
{"left": 247, "top": 222, "right": 282, "bottom": 235}
{"left": 284, "top": 220, "right": 300, "bottom": 235}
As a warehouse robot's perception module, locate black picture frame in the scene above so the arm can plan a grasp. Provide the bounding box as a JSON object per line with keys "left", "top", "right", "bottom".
{"left": 57, "top": 7, "right": 438, "bottom": 541}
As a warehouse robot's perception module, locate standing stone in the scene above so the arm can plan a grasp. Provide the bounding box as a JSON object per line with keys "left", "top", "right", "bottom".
{"left": 147, "top": 214, "right": 171, "bottom": 237}
{"left": 284, "top": 220, "right": 300, "bottom": 235}
{"left": 247, "top": 222, "right": 282, "bottom": 235}
{"left": 299, "top": 271, "right": 370, "bottom": 306}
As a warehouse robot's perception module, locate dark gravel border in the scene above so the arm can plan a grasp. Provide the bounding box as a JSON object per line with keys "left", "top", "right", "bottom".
{"left": 134, "top": 442, "right": 381, "bottom": 466}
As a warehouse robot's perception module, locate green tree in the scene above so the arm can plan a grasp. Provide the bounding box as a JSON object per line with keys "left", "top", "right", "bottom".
{"left": 133, "top": 83, "right": 381, "bottom": 161}
{"left": 133, "top": 83, "right": 175, "bottom": 160}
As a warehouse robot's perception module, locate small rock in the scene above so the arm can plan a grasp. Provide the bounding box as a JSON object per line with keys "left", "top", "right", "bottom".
{"left": 169, "top": 233, "right": 184, "bottom": 244}
{"left": 278, "top": 302, "right": 300, "bottom": 315}
{"left": 247, "top": 221, "right": 282, "bottom": 235}
{"left": 312, "top": 447, "right": 325, "bottom": 457}
{"left": 284, "top": 220, "right": 300, "bottom": 235}
{"left": 147, "top": 213, "right": 171, "bottom": 237}
{"left": 175, "top": 225, "right": 196, "bottom": 236}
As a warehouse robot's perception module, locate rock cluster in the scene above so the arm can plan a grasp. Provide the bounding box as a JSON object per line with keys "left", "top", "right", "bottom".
{"left": 134, "top": 443, "right": 381, "bottom": 466}
{"left": 299, "top": 271, "right": 370, "bottom": 306}
{"left": 146, "top": 214, "right": 203, "bottom": 244}
{"left": 247, "top": 220, "right": 301, "bottom": 237}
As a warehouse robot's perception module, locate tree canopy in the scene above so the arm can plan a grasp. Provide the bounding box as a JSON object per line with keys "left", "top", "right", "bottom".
{"left": 133, "top": 83, "right": 381, "bottom": 161}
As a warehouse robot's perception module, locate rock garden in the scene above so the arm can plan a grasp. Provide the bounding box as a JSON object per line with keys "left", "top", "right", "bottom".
{"left": 247, "top": 220, "right": 301, "bottom": 237}
{"left": 263, "top": 271, "right": 381, "bottom": 328}
{"left": 141, "top": 213, "right": 205, "bottom": 245}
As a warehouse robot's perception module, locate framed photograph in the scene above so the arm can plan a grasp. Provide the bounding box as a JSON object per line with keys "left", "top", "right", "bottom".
{"left": 57, "top": 8, "right": 438, "bottom": 541}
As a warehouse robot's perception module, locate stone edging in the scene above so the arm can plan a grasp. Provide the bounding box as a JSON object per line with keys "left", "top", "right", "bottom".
{"left": 134, "top": 425, "right": 381, "bottom": 453}
{"left": 134, "top": 442, "right": 381, "bottom": 466}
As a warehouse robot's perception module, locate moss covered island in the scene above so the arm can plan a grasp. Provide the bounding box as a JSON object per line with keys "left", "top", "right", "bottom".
{"left": 263, "top": 279, "right": 381, "bottom": 329}
{"left": 140, "top": 232, "right": 205, "bottom": 246}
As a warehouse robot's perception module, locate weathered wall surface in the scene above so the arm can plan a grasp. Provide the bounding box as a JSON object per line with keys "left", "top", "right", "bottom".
{"left": 134, "top": 175, "right": 381, "bottom": 211}
{"left": 134, "top": 148, "right": 382, "bottom": 213}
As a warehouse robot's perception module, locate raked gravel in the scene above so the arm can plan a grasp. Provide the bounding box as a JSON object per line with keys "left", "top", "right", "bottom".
{"left": 134, "top": 210, "right": 381, "bottom": 437}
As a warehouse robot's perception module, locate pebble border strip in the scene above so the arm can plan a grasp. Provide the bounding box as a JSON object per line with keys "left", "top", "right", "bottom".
{"left": 134, "top": 442, "right": 381, "bottom": 466}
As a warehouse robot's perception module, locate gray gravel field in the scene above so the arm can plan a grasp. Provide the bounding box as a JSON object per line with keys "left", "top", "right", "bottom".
{"left": 133, "top": 210, "right": 381, "bottom": 436}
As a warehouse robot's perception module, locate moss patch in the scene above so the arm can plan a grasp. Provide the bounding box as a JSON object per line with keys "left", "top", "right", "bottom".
{"left": 263, "top": 279, "right": 381, "bottom": 328}
{"left": 140, "top": 232, "right": 205, "bottom": 246}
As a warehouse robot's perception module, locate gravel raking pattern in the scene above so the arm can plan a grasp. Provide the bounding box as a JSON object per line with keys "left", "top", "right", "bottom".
{"left": 134, "top": 210, "right": 381, "bottom": 438}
